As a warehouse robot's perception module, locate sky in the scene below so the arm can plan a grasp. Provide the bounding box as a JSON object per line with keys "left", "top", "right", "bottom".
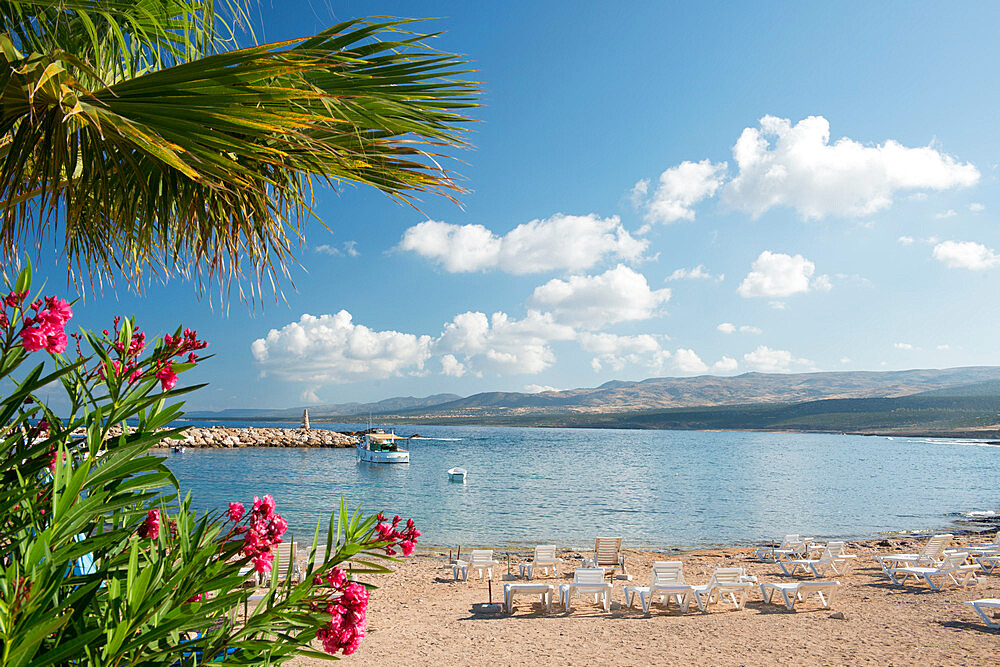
{"left": 28, "top": 1, "right": 1000, "bottom": 410}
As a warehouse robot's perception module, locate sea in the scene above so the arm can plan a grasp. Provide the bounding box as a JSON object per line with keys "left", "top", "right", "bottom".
{"left": 159, "top": 422, "right": 1000, "bottom": 551}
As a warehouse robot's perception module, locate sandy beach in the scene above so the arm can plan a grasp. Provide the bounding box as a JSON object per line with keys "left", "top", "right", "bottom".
{"left": 289, "top": 535, "right": 1000, "bottom": 666}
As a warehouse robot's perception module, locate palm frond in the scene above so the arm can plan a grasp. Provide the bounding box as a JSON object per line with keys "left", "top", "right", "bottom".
{"left": 0, "top": 6, "right": 479, "bottom": 299}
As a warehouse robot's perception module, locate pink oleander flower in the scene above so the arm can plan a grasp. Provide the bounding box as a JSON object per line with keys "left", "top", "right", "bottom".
{"left": 20, "top": 326, "right": 48, "bottom": 352}
{"left": 369, "top": 514, "right": 419, "bottom": 557}
{"left": 40, "top": 297, "right": 72, "bottom": 326}
{"left": 155, "top": 361, "right": 178, "bottom": 391}
{"left": 228, "top": 502, "right": 245, "bottom": 522}
{"left": 317, "top": 582, "right": 370, "bottom": 655}
{"left": 19, "top": 296, "right": 72, "bottom": 353}
{"left": 138, "top": 509, "right": 160, "bottom": 539}
{"left": 252, "top": 550, "right": 274, "bottom": 574}
{"left": 324, "top": 567, "right": 348, "bottom": 590}
{"left": 186, "top": 593, "right": 204, "bottom": 603}
{"left": 252, "top": 494, "right": 276, "bottom": 519}
{"left": 232, "top": 495, "right": 288, "bottom": 575}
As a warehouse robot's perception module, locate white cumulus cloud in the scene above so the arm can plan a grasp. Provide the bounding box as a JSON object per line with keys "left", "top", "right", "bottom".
{"left": 674, "top": 348, "right": 709, "bottom": 374}
{"left": 713, "top": 356, "right": 739, "bottom": 372}
{"left": 529, "top": 265, "right": 671, "bottom": 329}
{"left": 969, "top": 202, "right": 985, "bottom": 213}
{"left": 525, "top": 384, "right": 559, "bottom": 393}
{"left": 440, "top": 354, "right": 466, "bottom": 377}
{"left": 717, "top": 322, "right": 761, "bottom": 334}
{"left": 742, "top": 345, "right": 813, "bottom": 372}
{"left": 579, "top": 332, "right": 671, "bottom": 373}
{"left": 898, "top": 236, "right": 915, "bottom": 245}
{"left": 251, "top": 311, "right": 433, "bottom": 383}
{"left": 932, "top": 240, "right": 1000, "bottom": 270}
{"left": 666, "top": 264, "right": 723, "bottom": 282}
{"left": 398, "top": 214, "right": 647, "bottom": 274}
{"left": 893, "top": 342, "right": 914, "bottom": 351}
{"left": 635, "top": 159, "right": 727, "bottom": 224}
{"left": 935, "top": 209, "right": 957, "bottom": 219}
{"left": 722, "top": 115, "right": 979, "bottom": 219}
{"left": 435, "top": 310, "right": 576, "bottom": 376}
{"left": 672, "top": 349, "right": 738, "bottom": 374}
{"left": 737, "top": 251, "right": 829, "bottom": 298}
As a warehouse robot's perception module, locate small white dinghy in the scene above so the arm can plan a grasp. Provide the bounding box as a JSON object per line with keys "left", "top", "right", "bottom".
{"left": 447, "top": 467, "right": 467, "bottom": 482}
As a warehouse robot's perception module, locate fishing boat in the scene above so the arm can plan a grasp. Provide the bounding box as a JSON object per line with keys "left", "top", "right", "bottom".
{"left": 356, "top": 430, "right": 410, "bottom": 464}
{"left": 447, "top": 467, "right": 467, "bottom": 482}
{"left": 171, "top": 444, "right": 185, "bottom": 453}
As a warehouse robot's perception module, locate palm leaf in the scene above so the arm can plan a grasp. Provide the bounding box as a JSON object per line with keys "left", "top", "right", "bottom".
{"left": 0, "top": 5, "right": 480, "bottom": 299}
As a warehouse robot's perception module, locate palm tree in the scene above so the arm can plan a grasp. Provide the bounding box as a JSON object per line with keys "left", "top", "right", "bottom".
{"left": 0, "top": 1, "right": 479, "bottom": 298}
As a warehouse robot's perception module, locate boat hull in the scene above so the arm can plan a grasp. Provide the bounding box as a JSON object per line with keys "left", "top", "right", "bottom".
{"left": 357, "top": 446, "right": 409, "bottom": 464}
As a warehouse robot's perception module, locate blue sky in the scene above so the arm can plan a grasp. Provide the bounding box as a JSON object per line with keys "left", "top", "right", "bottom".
{"left": 32, "top": 1, "right": 1000, "bottom": 410}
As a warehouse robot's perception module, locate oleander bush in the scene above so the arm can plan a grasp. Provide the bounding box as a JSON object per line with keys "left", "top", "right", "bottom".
{"left": 0, "top": 264, "right": 418, "bottom": 665}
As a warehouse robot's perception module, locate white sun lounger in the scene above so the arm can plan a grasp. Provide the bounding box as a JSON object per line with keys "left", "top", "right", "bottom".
{"left": 773, "top": 536, "right": 816, "bottom": 561}
{"left": 778, "top": 541, "right": 856, "bottom": 577}
{"left": 269, "top": 539, "right": 301, "bottom": 584}
{"left": 503, "top": 583, "right": 555, "bottom": 614}
{"left": 559, "top": 568, "right": 613, "bottom": 612}
{"left": 623, "top": 561, "right": 693, "bottom": 613}
{"left": 583, "top": 537, "right": 627, "bottom": 577}
{"left": 876, "top": 533, "right": 952, "bottom": 576}
{"left": 453, "top": 549, "right": 499, "bottom": 581}
{"left": 965, "top": 599, "right": 1000, "bottom": 629}
{"left": 887, "top": 551, "right": 979, "bottom": 591}
{"left": 519, "top": 545, "right": 560, "bottom": 579}
{"left": 759, "top": 581, "right": 841, "bottom": 611}
{"left": 973, "top": 553, "right": 1000, "bottom": 575}
{"left": 756, "top": 535, "right": 801, "bottom": 563}
{"left": 691, "top": 568, "right": 754, "bottom": 612}
{"left": 965, "top": 532, "right": 1000, "bottom": 555}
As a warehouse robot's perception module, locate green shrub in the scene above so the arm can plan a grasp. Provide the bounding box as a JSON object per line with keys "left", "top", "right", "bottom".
{"left": 0, "top": 264, "right": 417, "bottom": 665}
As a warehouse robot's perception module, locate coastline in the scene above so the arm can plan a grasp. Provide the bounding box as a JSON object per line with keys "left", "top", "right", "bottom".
{"left": 172, "top": 419, "right": 1000, "bottom": 443}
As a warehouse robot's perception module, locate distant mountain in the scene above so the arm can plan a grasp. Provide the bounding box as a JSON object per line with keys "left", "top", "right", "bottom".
{"left": 387, "top": 367, "right": 1000, "bottom": 418}
{"left": 187, "top": 368, "right": 1000, "bottom": 438}
{"left": 187, "top": 393, "right": 462, "bottom": 421}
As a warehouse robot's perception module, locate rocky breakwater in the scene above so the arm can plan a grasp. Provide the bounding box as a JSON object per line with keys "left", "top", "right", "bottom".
{"left": 170, "top": 426, "right": 359, "bottom": 449}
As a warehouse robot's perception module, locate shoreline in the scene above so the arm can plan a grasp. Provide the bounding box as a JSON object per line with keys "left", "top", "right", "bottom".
{"left": 407, "top": 517, "right": 1000, "bottom": 555}
{"left": 173, "top": 420, "right": 1000, "bottom": 444}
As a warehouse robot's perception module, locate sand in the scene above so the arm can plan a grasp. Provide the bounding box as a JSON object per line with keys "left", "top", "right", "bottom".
{"left": 287, "top": 536, "right": 1000, "bottom": 666}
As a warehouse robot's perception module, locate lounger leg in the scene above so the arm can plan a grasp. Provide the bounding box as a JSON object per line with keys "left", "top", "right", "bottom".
{"left": 782, "top": 589, "right": 794, "bottom": 611}
{"left": 603, "top": 591, "right": 610, "bottom": 612}
{"left": 972, "top": 604, "right": 1000, "bottom": 629}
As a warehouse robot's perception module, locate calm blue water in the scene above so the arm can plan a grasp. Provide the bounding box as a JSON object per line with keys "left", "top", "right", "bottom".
{"left": 159, "top": 423, "right": 1000, "bottom": 550}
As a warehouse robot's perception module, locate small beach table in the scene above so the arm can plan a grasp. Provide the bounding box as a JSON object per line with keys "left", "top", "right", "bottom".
{"left": 503, "top": 583, "right": 555, "bottom": 614}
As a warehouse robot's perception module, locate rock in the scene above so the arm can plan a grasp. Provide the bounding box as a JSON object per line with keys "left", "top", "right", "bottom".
{"left": 829, "top": 611, "right": 846, "bottom": 620}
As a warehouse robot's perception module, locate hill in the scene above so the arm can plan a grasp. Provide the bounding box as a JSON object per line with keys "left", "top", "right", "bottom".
{"left": 384, "top": 367, "right": 1000, "bottom": 419}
